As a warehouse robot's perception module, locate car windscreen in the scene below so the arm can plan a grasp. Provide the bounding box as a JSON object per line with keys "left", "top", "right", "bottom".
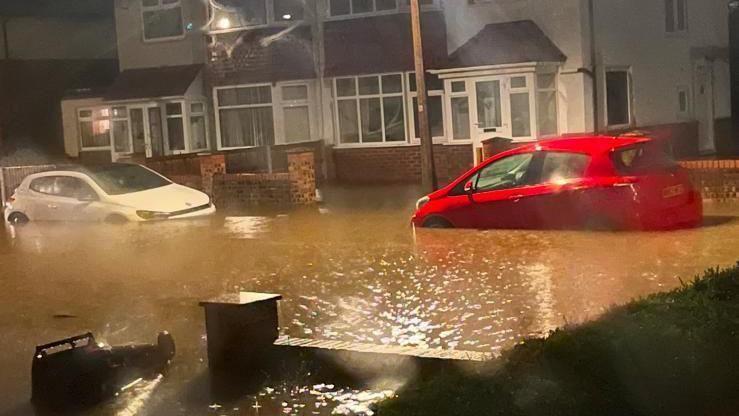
{"left": 85, "top": 165, "right": 171, "bottom": 195}
{"left": 612, "top": 142, "right": 678, "bottom": 175}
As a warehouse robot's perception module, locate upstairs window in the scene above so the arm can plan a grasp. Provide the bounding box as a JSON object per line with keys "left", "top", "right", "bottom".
{"left": 142, "top": 0, "right": 185, "bottom": 41}
{"left": 329, "top": 0, "right": 438, "bottom": 17}
{"left": 665, "top": 0, "right": 687, "bottom": 33}
{"left": 210, "top": 0, "right": 304, "bottom": 30}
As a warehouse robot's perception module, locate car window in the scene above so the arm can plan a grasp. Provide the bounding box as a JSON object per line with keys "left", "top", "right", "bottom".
{"left": 55, "top": 177, "right": 98, "bottom": 200}
{"left": 540, "top": 152, "right": 590, "bottom": 184}
{"left": 475, "top": 153, "right": 534, "bottom": 192}
{"left": 30, "top": 177, "right": 58, "bottom": 195}
{"left": 85, "top": 164, "right": 171, "bottom": 195}
{"left": 30, "top": 176, "right": 97, "bottom": 199}
{"left": 612, "top": 142, "right": 677, "bottom": 174}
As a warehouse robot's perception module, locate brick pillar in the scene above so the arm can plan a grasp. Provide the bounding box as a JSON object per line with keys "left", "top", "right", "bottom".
{"left": 481, "top": 137, "right": 514, "bottom": 160}
{"left": 199, "top": 154, "right": 226, "bottom": 196}
{"left": 287, "top": 150, "right": 316, "bottom": 205}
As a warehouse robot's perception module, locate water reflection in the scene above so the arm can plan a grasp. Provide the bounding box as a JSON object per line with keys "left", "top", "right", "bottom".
{"left": 0, "top": 191, "right": 738, "bottom": 415}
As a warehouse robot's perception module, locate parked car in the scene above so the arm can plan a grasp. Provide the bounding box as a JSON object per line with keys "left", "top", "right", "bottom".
{"left": 412, "top": 136, "right": 702, "bottom": 230}
{"left": 4, "top": 164, "right": 215, "bottom": 224}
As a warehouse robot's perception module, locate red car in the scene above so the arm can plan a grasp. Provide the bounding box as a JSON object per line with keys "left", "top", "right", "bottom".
{"left": 412, "top": 136, "right": 702, "bottom": 230}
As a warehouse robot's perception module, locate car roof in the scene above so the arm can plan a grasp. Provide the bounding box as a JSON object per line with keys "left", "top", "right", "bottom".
{"left": 519, "top": 135, "right": 652, "bottom": 154}
{"left": 25, "top": 163, "right": 141, "bottom": 180}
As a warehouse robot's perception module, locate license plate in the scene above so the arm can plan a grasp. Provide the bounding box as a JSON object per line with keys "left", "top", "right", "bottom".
{"left": 662, "top": 184, "right": 685, "bottom": 199}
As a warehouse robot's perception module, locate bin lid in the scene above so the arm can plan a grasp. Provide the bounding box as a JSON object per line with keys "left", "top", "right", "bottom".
{"left": 199, "top": 292, "right": 282, "bottom": 307}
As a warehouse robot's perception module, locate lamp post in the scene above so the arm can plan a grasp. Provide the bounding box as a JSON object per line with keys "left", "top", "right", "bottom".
{"left": 410, "top": 0, "right": 437, "bottom": 193}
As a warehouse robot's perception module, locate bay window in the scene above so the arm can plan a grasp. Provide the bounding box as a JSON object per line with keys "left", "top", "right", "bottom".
{"left": 509, "top": 76, "right": 531, "bottom": 138}
{"left": 79, "top": 109, "right": 112, "bottom": 150}
{"left": 142, "top": 0, "right": 184, "bottom": 41}
{"left": 334, "top": 74, "right": 406, "bottom": 144}
{"left": 217, "top": 85, "right": 275, "bottom": 149}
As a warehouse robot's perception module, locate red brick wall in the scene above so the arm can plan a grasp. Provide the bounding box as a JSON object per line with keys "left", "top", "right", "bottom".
{"left": 287, "top": 151, "right": 316, "bottom": 205}
{"left": 212, "top": 173, "right": 293, "bottom": 208}
{"left": 332, "top": 144, "right": 473, "bottom": 186}
{"left": 680, "top": 160, "right": 739, "bottom": 201}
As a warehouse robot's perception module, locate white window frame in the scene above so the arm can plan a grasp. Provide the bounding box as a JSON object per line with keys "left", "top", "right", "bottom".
{"left": 164, "top": 101, "right": 188, "bottom": 154}
{"left": 326, "top": 0, "right": 440, "bottom": 20}
{"left": 189, "top": 101, "right": 211, "bottom": 152}
{"left": 333, "top": 73, "right": 408, "bottom": 147}
{"left": 535, "top": 72, "right": 559, "bottom": 138}
{"left": 78, "top": 108, "right": 113, "bottom": 151}
{"left": 277, "top": 81, "right": 315, "bottom": 145}
{"left": 604, "top": 67, "right": 633, "bottom": 129}
{"left": 209, "top": 0, "right": 306, "bottom": 33}
{"left": 141, "top": 0, "right": 186, "bottom": 43}
{"left": 507, "top": 74, "right": 536, "bottom": 141}
{"left": 406, "top": 72, "right": 446, "bottom": 143}
{"left": 214, "top": 83, "right": 276, "bottom": 151}
{"left": 445, "top": 80, "right": 472, "bottom": 143}
{"left": 111, "top": 106, "right": 133, "bottom": 155}
{"left": 665, "top": 0, "right": 688, "bottom": 34}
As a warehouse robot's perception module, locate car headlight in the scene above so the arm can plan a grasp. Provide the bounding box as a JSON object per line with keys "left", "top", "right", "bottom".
{"left": 136, "top": 210, "right": 170, "bottom": 220}
{"left": 416, "top": 196, "right": 430, "bottom": 211}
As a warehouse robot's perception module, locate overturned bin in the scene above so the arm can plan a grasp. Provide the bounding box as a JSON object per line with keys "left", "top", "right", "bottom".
{"left": 31, "top": 331, "right": 175, "bottom": 409}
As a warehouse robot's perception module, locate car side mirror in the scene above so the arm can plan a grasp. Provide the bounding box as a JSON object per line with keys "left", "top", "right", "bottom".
{"left": 463, "top": 181, "right": 474, "bottom": 193}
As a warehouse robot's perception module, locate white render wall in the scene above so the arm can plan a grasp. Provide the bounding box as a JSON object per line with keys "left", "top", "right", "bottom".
{"left": 114, "top": 0, "right": 207, "bottom": 71}
{"left": 1, "top": 17, "right": 117, "bottom": 60}
{"left": 592, "top": 0, "right": 730, "bottom": 128}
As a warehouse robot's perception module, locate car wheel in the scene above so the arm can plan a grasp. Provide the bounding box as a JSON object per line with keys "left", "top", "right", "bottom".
{"left": 7, "top": 212, "right": 29, "bottom": 224}
{"left": 423, "top": 217, "right": 453, "bottom": 229}
{"left": 104, "top": 214, "right": 129, "bottom": 225}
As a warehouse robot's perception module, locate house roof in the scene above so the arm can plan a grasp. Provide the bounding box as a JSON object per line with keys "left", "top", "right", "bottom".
{"left": 447, "top": 20, "right": 566, "bottom": 68}
{"left": 208, "top": 25, "right": 316, "bottom": 85}
{"left": 104, "top": 65, "right": 203, "bottom": 101}
{"left": 323, "top": 12, "right": 448, "bottom": 77}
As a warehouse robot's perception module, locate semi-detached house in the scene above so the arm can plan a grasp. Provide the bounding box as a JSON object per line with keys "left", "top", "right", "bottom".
{"left": 61, "top": 0, "right": 732, "bottom": 185}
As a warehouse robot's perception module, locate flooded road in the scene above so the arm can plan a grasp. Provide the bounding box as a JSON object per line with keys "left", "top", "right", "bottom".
{"left": 0, "top": 186, "right": 738, "bottom": 415}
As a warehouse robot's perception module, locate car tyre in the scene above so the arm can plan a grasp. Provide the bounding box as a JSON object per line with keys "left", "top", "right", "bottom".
{"left": 104, "top": 214, "right": 129, "bottom": 225}
{"left": 423, "top": 217, "right": 453, "bottom": 229}
{"left": 7, "top": 212, "right": 29, "bottom": 224}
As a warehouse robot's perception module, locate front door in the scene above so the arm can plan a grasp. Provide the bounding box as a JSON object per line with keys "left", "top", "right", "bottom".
{"left": 471, "top": 78, "right": 511, "bottom": 164}
{"left": 111, "top": 105, "right": 166, "bottom": 162}
{"left": 694, "top": 59, "right": 716, "bottom": 154}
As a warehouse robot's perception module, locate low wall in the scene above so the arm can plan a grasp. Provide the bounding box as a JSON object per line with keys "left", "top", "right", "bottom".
{"left": 680, "top": 160, "right": 739, "bottom": 201}
{"left": 332, "top": 143, "right": 473, "bottom": 187}
{"left": 158, "top": 151, "right": 316, "bottom": 208}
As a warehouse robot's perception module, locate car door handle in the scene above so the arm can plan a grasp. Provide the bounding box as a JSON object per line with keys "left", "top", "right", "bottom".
{"left": 47, "top": 204, "right": 58, "bottom": 209}
{"left": 508, "top": 194, "right": 525, "bottom": 202}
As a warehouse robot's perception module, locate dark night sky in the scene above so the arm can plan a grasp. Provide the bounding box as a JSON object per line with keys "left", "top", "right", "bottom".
{"left": 0, "top": 0, "right": 114, "bottom": 19}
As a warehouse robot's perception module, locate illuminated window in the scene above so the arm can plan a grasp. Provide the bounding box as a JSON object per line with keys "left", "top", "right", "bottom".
{"left": 79, "top": 108, "right": 112, "bottom": 150}
{"left": 665, "top": 0, "right": 688, "bottom": 33}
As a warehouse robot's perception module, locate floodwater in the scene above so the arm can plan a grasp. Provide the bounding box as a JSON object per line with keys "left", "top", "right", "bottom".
{"left": 0, "top": 186, "right": 738, "bottom": 415}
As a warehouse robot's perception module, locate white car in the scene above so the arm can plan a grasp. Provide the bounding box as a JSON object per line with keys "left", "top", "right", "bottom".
{"left": 4, "top": 164, "right": 216, "bottom": 224}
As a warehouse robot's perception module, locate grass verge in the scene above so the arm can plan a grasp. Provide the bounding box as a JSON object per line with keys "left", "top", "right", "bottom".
{"left": 378, "top": 264, "right": 739, "bottom": 416}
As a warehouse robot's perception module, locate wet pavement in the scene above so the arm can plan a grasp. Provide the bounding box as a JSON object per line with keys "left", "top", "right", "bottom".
{"left": 0, "top": 186, "right": 738, "bottom": 415}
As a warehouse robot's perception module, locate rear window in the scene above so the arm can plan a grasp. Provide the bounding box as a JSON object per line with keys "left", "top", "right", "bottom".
{"left": 612, "top": 142, "right": 677, "bottom": 175}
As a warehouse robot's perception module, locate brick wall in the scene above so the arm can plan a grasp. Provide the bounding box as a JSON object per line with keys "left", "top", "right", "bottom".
{"left": 212, "top": 172, "right": 293, "bottom": 208}
{"left": 680, "top": 160, "right": 739, "bottom": 201}
{"left": 287, "top": 150, "right": 316, "bottom": 204}
{"left": 332, "top": 144, "right": 473, "bottom": 186}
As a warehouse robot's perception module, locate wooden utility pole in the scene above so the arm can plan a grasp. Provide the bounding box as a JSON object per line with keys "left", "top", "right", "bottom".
{"left": 410, "top": 0, "right": 437, "bottom": 193}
